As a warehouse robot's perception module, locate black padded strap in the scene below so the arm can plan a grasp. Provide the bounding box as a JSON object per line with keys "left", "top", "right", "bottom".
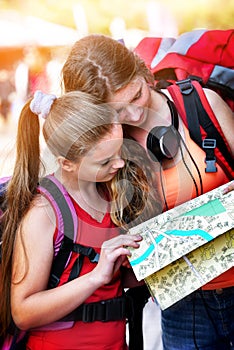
{"left": 176, "top": 79, "right": 203, "bottom": 147}
{"left": 176, "top": 79, "right": 234, "bottom": 173}
{"left": 59, "top": 296, "right": 127, "bottom": 323}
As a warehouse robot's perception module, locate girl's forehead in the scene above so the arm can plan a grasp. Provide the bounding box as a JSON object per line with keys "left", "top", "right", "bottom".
{"left": 109, "top": 77, "right": 143, "bottom": 104}
{"left": 96, "top": 124, "right": 123, "bottom": 144}
{"left": 86, "top": 124, "right": 123, "bottom": 157}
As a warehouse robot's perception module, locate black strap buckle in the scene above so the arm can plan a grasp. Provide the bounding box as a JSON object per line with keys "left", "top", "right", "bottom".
{"left": 48, "top": 273, "right": 60, "bottom": 288}
{"left": 73, "top": 244, "right": 99, "bottom": 263}
{"left": 202, "top": 138, "right": 216, "bottom": 149}
{"left": 202, "top": 139, "right": 217, "bottom": 173}
{"left": 176, "top": 79, "right": 194, "bottom": 95}
{"left": 205, "top": 159, "right": 217, "bottom": 173}
{"left": 90, "top": 252, "right": 100, "bottom": 263}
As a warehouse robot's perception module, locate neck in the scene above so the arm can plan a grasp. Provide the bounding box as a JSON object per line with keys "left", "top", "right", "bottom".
{"left": 54, "top": 170, "right": 108, "bottom": 223}
{"left": 54, "top": 168, "right": 95, "bottom": 192}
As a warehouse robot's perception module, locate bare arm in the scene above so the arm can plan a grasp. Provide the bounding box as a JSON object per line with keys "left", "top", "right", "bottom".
{"left": 11, "top": 197, "right": 142, "bottom": 330}
{"left": 204, "top": 88, "right": 234, "bottom": 155}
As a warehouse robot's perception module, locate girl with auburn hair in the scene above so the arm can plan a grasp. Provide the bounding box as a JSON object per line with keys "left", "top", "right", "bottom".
{"left": 61, "top": 34, "right": 234, "bottom": 350}
{"left": 0, "top": 90, "right": 161, "bottom": 349}
{"left": 62, "top": 34, "right": 154, "bottom": 101}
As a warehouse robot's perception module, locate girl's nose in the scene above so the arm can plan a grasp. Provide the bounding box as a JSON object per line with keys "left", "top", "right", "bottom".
{"left": 112, "top": 158, "right": 125, "bottom": 169}
{"left": 125, "top": 105, "right": 143, "bottom": 122}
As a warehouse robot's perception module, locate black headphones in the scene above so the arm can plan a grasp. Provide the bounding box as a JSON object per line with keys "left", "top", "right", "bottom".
{"left": 146, "top": 91, "right": 180, "bottom": 162}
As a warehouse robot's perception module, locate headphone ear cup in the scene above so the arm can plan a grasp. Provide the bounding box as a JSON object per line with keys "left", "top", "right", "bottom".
{"left": 147, "top": 126, "right": 179, "bottom": 161}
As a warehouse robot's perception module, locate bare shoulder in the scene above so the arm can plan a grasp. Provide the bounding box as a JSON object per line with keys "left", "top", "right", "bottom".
{"left": 12, "top": 195, "right": 56, "bottom": 302}
{"left": 203, "top": 88, "right": 234, "bottom": 155}
{"left": 203, "top": 88, "right": 233, "bottom": 121}
{"left": 21, "top": 194, "right": 56, "bottom": 243}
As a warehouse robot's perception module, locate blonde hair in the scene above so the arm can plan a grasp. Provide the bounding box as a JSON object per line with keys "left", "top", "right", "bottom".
{"left": 62, "top": 34, "right": 154, "bottom": 102}
{"left": 0, "top": 91, "right": 117, "bottom": 338}
{"left": 42, "top": 92, "right": 116, "bottom": 161}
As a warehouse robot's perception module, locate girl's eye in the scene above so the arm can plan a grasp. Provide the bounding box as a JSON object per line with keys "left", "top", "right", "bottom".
{"left": 132, "top": 88, "right": 142, "bottom": 102}
{"left": 101, "top": 160, "right": 110, "bottom": 166}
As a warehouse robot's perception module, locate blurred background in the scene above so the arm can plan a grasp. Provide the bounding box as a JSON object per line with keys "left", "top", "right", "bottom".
{"left": 0, "top": 0, "right": 233, "bottom": 176}
{"left": 0, "top": 2, "right": 233, "bottom": 349}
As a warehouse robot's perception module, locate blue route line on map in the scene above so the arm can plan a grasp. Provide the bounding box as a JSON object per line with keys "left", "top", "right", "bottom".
{"left": 130, "top": 229, "right": 213, "bottom": 266}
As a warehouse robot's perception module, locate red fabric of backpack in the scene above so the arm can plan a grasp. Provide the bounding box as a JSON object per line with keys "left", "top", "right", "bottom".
{"left": 134, "top": 29, "right": 234, "bottom": 111}
{"left": 134, "top": 29, "right": 234, "bottom": 179}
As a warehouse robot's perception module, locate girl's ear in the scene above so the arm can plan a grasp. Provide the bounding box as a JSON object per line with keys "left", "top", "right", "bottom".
{"left": 57, "top": 156, "right": 75, "bottom": 172}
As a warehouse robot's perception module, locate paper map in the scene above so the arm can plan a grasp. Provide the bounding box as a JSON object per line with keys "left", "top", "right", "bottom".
{"left": 128, "top": 182, "right": 234, "bottom": 309}
{"left": 145, "top": 229, "right": 234, "bottom": 309}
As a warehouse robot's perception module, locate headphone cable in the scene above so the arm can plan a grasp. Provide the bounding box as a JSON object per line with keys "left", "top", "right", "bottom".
{"left": 177, "top": 132, "right": 204, "bottom": 196}
{"left": 159, "top": 160, "right": 169, "bottom": 211}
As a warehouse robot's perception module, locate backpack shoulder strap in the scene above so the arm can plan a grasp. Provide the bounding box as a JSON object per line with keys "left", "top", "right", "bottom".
{"left": 38, "top": 175, "right": 79, "bottom": 287}
{"left": 0, "top": 177, "right": 11, "bottom": 253}
{"left": 38, "top": 175, "right": 78, "bottom": 245}
{"left": 0, "top": 176, "right": 11, "bottom": 206}
{"left": 167, "top": 79, "right": 234, "bottom": 179}
{"left": 38, "top": 175, "right": 99, "bottom": 288}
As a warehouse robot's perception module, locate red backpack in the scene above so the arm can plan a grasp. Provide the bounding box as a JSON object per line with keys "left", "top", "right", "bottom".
{"left": 134, "top": 29, "right": 234, "bottom": 179}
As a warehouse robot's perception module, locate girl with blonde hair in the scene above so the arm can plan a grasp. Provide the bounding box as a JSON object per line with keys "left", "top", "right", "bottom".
{"left": 0, "top": 90, "right": 161, "bottom": 349}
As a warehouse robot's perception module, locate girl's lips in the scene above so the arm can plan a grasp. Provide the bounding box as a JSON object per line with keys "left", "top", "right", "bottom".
{"left": 109, "top": 170, "right": 119, "bottom": 175}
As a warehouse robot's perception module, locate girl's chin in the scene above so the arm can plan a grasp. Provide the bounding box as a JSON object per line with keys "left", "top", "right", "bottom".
{"left": 126, "top": 111, "right": 146, "bottom": 127}
{"left": 135, "top": 113, "right": 147, "bottom": 127}
{"left": 96, "top": 173, "right": 118, "bottom": 182}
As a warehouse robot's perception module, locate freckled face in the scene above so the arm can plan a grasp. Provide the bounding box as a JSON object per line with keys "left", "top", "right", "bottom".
{"left": 108, "top": 78, "right": 151, "bottom": 126}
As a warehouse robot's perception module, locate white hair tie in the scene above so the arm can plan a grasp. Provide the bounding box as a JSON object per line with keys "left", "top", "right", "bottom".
{"left": 30, "top": 90, "right": 57, "bottom": 119}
